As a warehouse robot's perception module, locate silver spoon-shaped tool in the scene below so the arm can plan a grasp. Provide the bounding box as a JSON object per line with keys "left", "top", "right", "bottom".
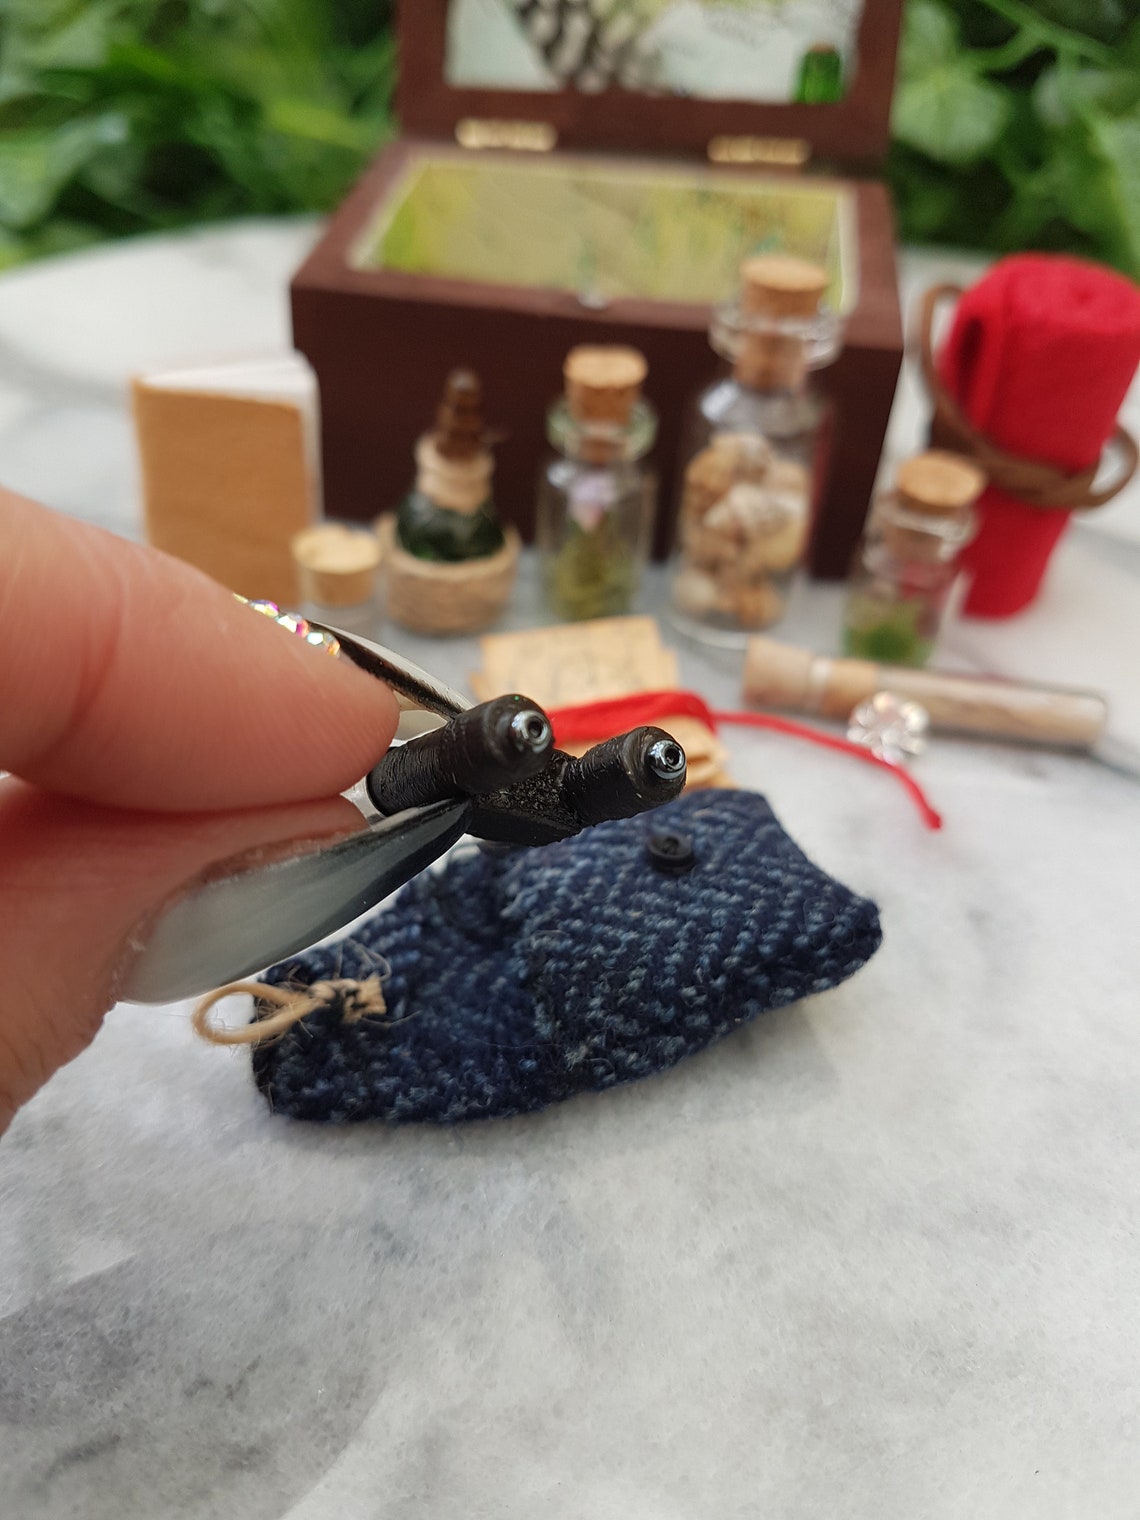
{"left": 121, "top": 798, "right": 470, "bottom": 1004}
{"left": 122, "top": 627, "right": 477, "bottom": 1001}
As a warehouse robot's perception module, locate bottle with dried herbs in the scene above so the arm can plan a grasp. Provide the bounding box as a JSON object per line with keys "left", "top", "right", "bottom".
{"left": 670, "top": 255, "right": 842, "bottom": 647}
{"left": 537, "top": 346, "right": 657, "bottom": 621}
{"left": 843, "top": 450, "right": 984, "bottom": 666}
{"left": 396, "top": 369, "right": 505, "bottom": 563}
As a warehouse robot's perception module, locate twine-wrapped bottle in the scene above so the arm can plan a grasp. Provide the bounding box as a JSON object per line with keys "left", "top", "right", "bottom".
{"left": 378, "top": 369, "right": 519, "bottom": 635}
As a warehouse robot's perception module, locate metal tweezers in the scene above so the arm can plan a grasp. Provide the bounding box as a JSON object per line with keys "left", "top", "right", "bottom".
{"left": 125, "top": 625, "right": 687, "bottom": 1003}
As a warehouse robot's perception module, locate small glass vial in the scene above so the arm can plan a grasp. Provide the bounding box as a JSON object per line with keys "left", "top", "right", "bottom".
{"left": 843, "top": 450, "right": 985, "bottom": 666}
{"left": 537, "top": 345, "right": 657, "bottom": 621}
{"left": 670, "top": 255, "right": 842, "bottom": 647}
{"left": 291, "top": 521, "right": 383, "bottom": 637}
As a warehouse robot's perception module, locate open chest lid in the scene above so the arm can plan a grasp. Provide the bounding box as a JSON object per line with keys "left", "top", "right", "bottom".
{"left": 398, "top": 0, "right": 903, "bottom": 173}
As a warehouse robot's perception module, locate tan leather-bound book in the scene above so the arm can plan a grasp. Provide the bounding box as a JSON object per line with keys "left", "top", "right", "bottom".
{"left": 132, "top": 354, "right": 320, "bottom": 606}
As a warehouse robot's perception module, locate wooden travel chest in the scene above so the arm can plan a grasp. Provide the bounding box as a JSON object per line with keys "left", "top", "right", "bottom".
{"left": 292, "top": 0, "right": 904, "bottom": 577}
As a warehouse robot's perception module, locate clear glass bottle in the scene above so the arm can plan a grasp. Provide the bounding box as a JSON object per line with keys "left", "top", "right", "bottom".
{"left": 670, "top": 256, "right": 843, "bottom": 648}
{"left": 537, "top": 345, "right": 657, "bottom": 622}
{"left": 843, "top": 451, "right": 984, "bottom": 667}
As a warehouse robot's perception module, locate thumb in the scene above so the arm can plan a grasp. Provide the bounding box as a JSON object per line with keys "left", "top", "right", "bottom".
{"left": 0, "top": 782, "right": 364, "bottom": 1134}
{"left": 0, "top": 488, "right": 398, "bottom": 810}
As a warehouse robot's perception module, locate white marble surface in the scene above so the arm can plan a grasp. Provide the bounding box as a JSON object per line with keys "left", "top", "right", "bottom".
{"left": 1, "top": 223, "right": 1139, "bottom": 1519}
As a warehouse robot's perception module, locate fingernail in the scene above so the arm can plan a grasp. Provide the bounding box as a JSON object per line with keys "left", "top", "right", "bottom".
{"left": 113, "top": 802, "right": 365, "bottom": 1005}
{"left": 232, "top": 594, "right": 341, "bottom": 658}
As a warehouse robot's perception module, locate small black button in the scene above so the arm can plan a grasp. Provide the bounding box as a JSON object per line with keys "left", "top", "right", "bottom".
{"left": 646, "top": 829, "right": 695, "bottom": 874}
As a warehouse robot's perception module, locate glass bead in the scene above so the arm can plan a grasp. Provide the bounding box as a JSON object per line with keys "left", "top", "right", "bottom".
{"left": 847, "top": 692, "right": 930, "bottom": 765}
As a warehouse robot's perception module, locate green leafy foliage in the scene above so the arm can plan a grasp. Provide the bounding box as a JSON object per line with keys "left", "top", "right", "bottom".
{"left": 0, "top": 0, "right": 395, "bottom": 268}
{"left": 892, "top": 1, "right": 1012, "bottom": 164}
{"left": 889, "top": 0, "right": 1140, "bottom": 277}
{"left": 0, "top": 0, "right": 1138, "bottom": 278}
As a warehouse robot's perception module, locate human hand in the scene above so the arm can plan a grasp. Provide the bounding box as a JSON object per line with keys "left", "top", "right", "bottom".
{"left": 0, "top": 488, "right": 399, "bottom": 1134}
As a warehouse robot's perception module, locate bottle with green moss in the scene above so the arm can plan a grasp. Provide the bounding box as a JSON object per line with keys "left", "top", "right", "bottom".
{"left": 536, "top": 345, "right": 657, "bottom": 622}
{"left": 396, "top": 369, "right": 505, "bottom": 563}
{"left": 843, "top": 450, "right": 984, "bottom": 667}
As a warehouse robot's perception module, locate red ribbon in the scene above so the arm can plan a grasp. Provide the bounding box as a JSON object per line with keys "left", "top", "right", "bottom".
{"left": 546, "top": 690, "right": 943, "bottom": 832}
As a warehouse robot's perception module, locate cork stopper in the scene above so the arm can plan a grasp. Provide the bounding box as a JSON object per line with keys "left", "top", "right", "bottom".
{"left": 743, "top": 636, "right": 816, "bottom": 709}
{"left": 433, "top": 369, "right": 485, "bottom": 461}
{"left": 563, "top": 345, "right": 647, "bottom": 425}
{"left": 291, "top": 522, "right": 382, "bottom": 608}
{"left": 895, "top": 450, "right": 986, "bottom": 516}
{"left": 740, "top": 256, "right": 829, "bottom": 318}
{"left": 415, "top": 435, "right": 493, "bottom": 514}
{"left": 736, "top": 256, "right": 828, "bottom": 390}
{"left": 743, "top": 636, "right": 878, "bottom": 719}
{"left": 417, "top": 368, "right": 495, "bottom": 512}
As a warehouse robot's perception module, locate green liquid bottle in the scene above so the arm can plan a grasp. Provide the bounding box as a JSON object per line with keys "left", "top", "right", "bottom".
{"left": 396, "top": 369, "right": 505, "bottom": 564}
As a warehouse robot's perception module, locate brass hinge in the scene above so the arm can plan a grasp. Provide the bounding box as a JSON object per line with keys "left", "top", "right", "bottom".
{"left": 708, "top": 135, "right": 811, "bottom": 168}
{"left": 455, "top": 118, "right": 558, "bottom": 153}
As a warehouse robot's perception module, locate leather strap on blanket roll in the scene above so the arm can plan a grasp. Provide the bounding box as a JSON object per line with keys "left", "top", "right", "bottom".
{"left": 918, "top": 282, "right": 1137, "bottom": 512}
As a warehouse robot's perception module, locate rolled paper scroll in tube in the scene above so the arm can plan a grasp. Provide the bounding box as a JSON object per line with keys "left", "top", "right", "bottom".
{"left": 926, "top": 255, "right": 1140, "bottom": 618}
{"left": 743, "top": 637, "right": 1108, "bottom": 751}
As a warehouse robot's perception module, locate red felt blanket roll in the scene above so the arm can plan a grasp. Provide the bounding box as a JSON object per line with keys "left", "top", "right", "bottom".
{"left": 936, "top": 254, "right": 1140, "bottom": 617}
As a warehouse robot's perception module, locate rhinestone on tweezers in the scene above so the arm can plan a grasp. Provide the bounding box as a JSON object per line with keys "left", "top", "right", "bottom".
{"left": 233, "top": 594, "right": 340, "bottom": 657}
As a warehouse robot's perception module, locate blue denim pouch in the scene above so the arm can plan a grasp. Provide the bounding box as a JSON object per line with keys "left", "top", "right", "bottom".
{"left": 253, "top": 790, "right": 882, "bottom": 1124}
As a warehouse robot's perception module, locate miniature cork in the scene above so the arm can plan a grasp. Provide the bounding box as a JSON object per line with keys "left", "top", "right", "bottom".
{"left": 741, "top": 256, "right": 830, "bottom": 318}
{"left": 291, "top": 522, "right": 382, "bottom": 608}
{"left": 884, "top": 449, "right": 986, "bottom": 563}
{"left": 416, "top": 369, "right": 494, "bottom": 513}
{"left": 562, "top": 345, "right": 647, "bottom": 464}
{"left": 564, "top": 345, "right": 647, "bottom": 422}
{"left": 736, "top": 255, "right": 828, "bottom": 390}
{"left": 895, "top": 450, "right": 986, "bottom": 516}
